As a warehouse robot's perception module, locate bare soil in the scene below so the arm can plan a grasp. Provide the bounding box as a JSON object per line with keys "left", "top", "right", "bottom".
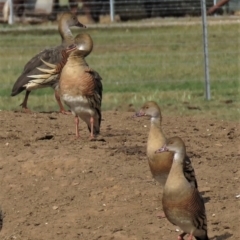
{"left": 0, "top": 110, "right": 239, "bottom": 240}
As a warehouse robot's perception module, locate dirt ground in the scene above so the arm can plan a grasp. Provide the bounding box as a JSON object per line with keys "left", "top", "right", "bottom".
{"left": 0, "top": 110, "right": 239, "bottom": 240}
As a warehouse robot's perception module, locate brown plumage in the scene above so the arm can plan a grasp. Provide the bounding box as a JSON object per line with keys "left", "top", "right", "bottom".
{"left": 59, "top": 33, "right": 102, "bottom": 139}
{"left": 56, "top": 33, "right": 102, "bottom": 139}
{"left": 11, "top": 12, "right": 86, "bottom": 113}
{"left": 156, "top": 137, "right": 209, "bottom": 240}
{"left": 136, "top": 101, "right": 197, "bottom": 188}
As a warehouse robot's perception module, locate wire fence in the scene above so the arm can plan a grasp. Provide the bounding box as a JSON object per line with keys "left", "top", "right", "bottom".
{"left": 1, "top": 0, "right": 240, "bottom": 23}
{"left": 0, "top": 2, "right": 239, "bottom": 109}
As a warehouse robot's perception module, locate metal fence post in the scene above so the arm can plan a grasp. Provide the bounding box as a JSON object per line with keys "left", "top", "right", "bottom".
{"left": 214, "top": 0, "right": 217, "bottom": 16}
{"left": 110, "top": 0, "right": 115, "bottom": 22}
{"left": 201, "top": 0, "right": 211, "bottom": 100}
{"left": 8, "top": 0, "right": 14, "bottom": 25}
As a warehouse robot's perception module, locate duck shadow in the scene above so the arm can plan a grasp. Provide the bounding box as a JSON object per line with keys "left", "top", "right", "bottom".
{"left": 199, "top": 190, "right": 211, "bottom": 203}
{"left": 90, "top": 137, "right": 106, "bottom": 142}
{"left": 39, "top": 111, "right": 61, "bottom": 114}
{"left": 109, "top": 145, "right": 145, "bottom": 157}
{"left": 202, "top": 196, "right": 211, "bottom": 203}
{"left": 212, "top": 232, "right": 233, "bottom": 240}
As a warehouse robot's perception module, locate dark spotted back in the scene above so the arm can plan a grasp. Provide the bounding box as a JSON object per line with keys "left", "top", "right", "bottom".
{"left": 183, "top": 155, "right": 198, "bottom": 188}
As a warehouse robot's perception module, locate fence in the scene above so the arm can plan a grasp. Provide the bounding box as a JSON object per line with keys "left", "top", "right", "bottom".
{"left": 2, "top": 0, "right": 240, "bottom": 24}
{"left": 0, "top": 1, "right": 239, "bottom": 111}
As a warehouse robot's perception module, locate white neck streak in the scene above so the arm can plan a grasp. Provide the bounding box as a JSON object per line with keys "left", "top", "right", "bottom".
{"left": 173, "top": 151, "right": 185, "bottom": 164}
{"left": 151, "top": 116, "right": 160, "bottom": 125}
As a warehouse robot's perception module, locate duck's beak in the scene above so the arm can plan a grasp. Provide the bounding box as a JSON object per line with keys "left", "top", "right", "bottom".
{"left": 76, "top": 21, "right": 87, "bottom": 28}
{"left": 134, "top": 110, "right": 145, "bottom": 118}
{"left": 155, "top": 145, "right": 168, "bottom": 154}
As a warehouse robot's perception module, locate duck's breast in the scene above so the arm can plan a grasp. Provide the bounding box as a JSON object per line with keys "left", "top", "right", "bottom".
{"left": 62, "top": 93, "right": 94, "bottom": 116}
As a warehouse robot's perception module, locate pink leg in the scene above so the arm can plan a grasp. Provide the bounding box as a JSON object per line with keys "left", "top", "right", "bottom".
{"left": 187, "top": 234, "right": 193, "bottom": 240}
{"left": 178, "top": 232, "right": 187, "bottom": 240}
{"left": 54, "top": 89, "right": 70, "bottom": 114}
{"left": 20, "top": 90, "right": 32, "bottom": 113}
{"left": 89, "top": 116, "right": 94, "bottom": 139}
{"left": 156, "top": 211, "right": 166, "bottom": 219}
{"left": 75, "top": 116, "right": 80, "bottom": 139}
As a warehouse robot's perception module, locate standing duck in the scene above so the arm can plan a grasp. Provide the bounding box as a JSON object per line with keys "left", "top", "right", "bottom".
{"left": 11, "top": 12, "right": 86, "bottom": 113}
{"left": 156, "top": 137, "right": 209, "bottom": 240}
{"left": 60, "top": 33, "right": 102, "bottom": 139}
{"left": 37, "top": 33, "right": 102, "bottom": 139}
{"left": 136, "top": 101, "right": 197, "bottom": 187}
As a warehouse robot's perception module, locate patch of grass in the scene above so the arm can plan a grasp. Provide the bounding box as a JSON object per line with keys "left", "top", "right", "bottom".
{"left": 0, "top": 23, "right": 239, "bottom": 120}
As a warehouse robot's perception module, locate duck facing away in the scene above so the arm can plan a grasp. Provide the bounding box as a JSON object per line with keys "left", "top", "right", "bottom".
{"left": 38, "top": 33, "right": 102, "bottom": 139}
{"left": 156, "top": 137, "right": 209, "bottom": 240}
{"left": 11, "top": 12, "right": 86, "bottom": 113}
{"left": 136, "top": 101, "right": 197, "bottom": 188}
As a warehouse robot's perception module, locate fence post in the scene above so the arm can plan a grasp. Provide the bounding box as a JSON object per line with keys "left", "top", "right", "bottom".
{"left": 201, "top": 0, "right": 211, "bottom": 100}
{"left": 110, "top": 0, "right": 115, "bottom": 22}
{"left": 8, "top": 0, "right": 14, "bottom": 25}
{"left": 213, "top": 0, "right": 217, "bottom": 16}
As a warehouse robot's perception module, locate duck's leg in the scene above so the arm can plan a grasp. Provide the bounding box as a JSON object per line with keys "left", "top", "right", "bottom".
{"left": 20, "top": 90, "right": 31, "bottom": 113}
{"left": 187, "top": 234, "right": 193, "bottom": 240}
{"left": 54, "top": 89, "right": 70, "bottom": 114}
{"left": 156, "top": 211, "right": 166, "bottom": 219}
{"left": 75, "top": 116, "right": 80, "bottom": 139}
{"left": 178, "top": 232, "right": 187, "bottom": 240}
{"left": 89, "top": 116, "right": 95, "bottom": 140}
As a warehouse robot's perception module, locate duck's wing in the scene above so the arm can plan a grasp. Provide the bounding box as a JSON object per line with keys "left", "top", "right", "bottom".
{"left": 11, "top": 45, "right": 64, "bottom": 96}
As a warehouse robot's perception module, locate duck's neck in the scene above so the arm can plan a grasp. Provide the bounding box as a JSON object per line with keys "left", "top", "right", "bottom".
{"left": 164, "top": 153, "right": 190, "bottom": 199}
{"left": 58, "top": 21, "right": 74, "bottom": 45}
{"left": 67, "top": 53, "right": 88, "bottom": 68}
{"left": 147, "top": 117, "right": 166, "bottom": 155}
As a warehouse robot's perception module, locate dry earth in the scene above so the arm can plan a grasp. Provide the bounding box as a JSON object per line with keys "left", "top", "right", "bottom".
{"left": 0, "top": 110, "right": 239, "bottom": 240}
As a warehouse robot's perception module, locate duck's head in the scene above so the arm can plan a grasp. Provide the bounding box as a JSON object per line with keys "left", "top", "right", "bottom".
{"left": 59, "top": 12, "right": 86, "bottom": 28}
{"left": 135, "top": 101, "right": 162, "bottom": 119}
{"left": 75, "top": 33, "right": 93, "bottom": 55}
{"left": 155, "top": 136, "right": 186, "bottom": 158}
{"left": 69, "top": 33, "right": 93, "bottom": 57}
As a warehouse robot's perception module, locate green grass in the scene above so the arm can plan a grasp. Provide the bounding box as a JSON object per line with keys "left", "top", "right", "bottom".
{"left": 0, "top": 22, "right": 239, "bottom": 120}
